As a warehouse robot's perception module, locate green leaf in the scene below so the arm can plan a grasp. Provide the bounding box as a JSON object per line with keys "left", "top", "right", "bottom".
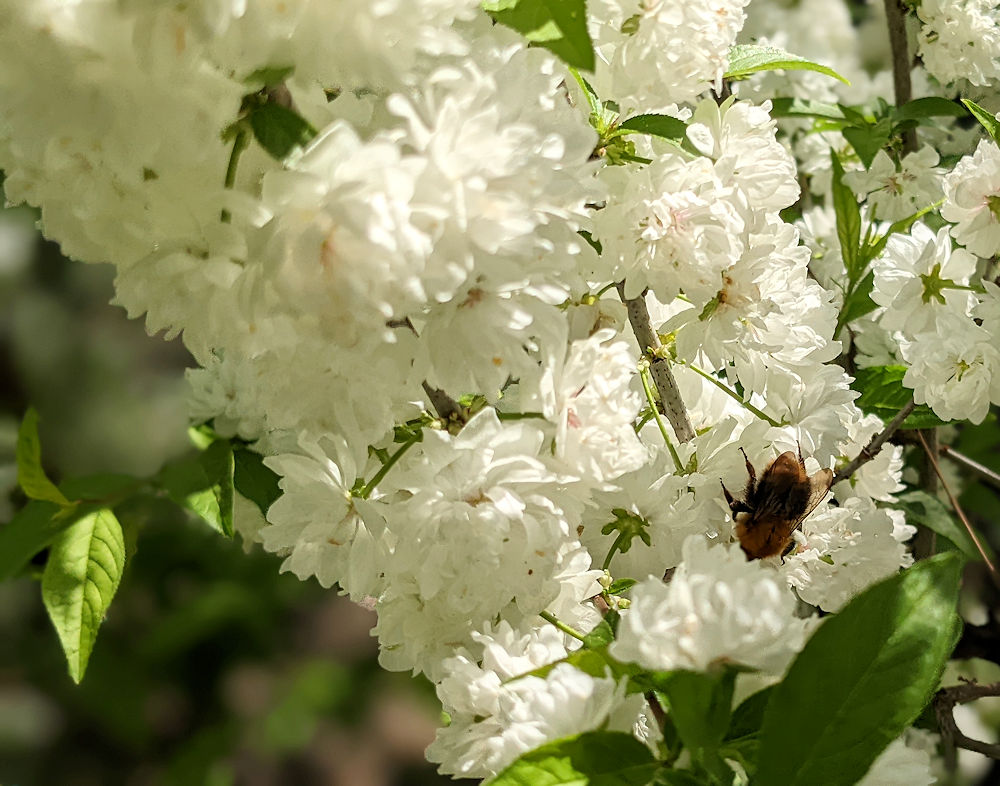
{"left": 41, "top": 508, "right": 126, "bottom": 683}
{"left": 582, "top": 617, "right": 616, "bottom": 649}
{"left": 893, "top": 490, "right": 985, "bottom": 560}
{"left": 242, "top": 64, "right": 295, "bottom": 87}
{"left": 59, "top": 473, "right": 140, "bottom": 502}
{"left": 863, "top": 200, "right": 941, "bottom": 263}
{"left": 892, "top": 97, "right": 966, "bottom": 125}
{"left": 0, "top": 500, "right": 67, "bottom": 582}
{"left": 618, "top": 114, "right": 688, "bottom": 141}
{"left": 233, "top": 447, "right": 282, "bottom": 517}
{"left": 491, "top": 731, "right": 658, "bottom": 786}
{"left": 607, "top": 578, "right": 637, "bottom": 595}
{"left": 248, "top": 102, "right": 318, "bottom": 160}
{"left": 725, "top": 686, "right": 774, "bottom": 741}
{"left": 852, "top": 366, "right": 950, "bottom": 430}
{"left": 651, "top": 771, "right": 710, "bottom": 786}
{"left": 16, "top": 408, "right": 70, "bottom": 506}
{"left": 483, "top": 0, "right": 595, "bottom": 72}
{"left": 769, "top": 98, "right": 846, "bottom": 121}
{"left": 724, "top": 44, "right": 849, "bottom": 84}
{"left": 650, "top": 669, "right": 736, "bottom": 753}
{"left": 830, "top": 151, "right": 861, "bottom": 281}
{"left": 842, "top": 118, "right": 892, "bottom": 169}
{"left": 756, "top": 553, "right": 963, "bottom": 786}
{"left": 838, "top": 270, "right": 879, "bottom": 332}
{"left": 962, "top": 99, "right": 1000, "bottom": 142}
{"left": 157, "top": 442, "right": 235, "bottom": 538}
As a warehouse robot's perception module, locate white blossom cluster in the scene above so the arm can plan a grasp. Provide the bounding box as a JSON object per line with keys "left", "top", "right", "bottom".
{"left": 5, "top": 0, "right": 991, "bottom": 783}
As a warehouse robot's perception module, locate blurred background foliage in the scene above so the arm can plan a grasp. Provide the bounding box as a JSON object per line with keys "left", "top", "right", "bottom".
{"left": 0, "top": 188, "right": 474, "bottom": 786}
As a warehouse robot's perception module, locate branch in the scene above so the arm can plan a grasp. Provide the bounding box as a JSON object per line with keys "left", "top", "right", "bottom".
{"left": 940, "top": 444, "right": 1000, "bottom": 493}
{"left": 833, "top": 400, "right": 915, "bottom": 485}
{"left": 916, "top": 430, "right": 1000, "bottom": 587}
{"left": 883, "top": 0, "right": 917, "bottom": 153}
{"left": 616, "top": 284, "right": 695, "bottom": 443}
{"left": 934, "top": 681, "right": 1000, "bottom": 768}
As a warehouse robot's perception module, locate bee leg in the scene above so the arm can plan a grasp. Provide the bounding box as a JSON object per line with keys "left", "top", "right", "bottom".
{"left": 720, "top": 480, "right": 752, "bottom": 515}
{"left": 739, "top": 447, "right": 757, "bottom": 496}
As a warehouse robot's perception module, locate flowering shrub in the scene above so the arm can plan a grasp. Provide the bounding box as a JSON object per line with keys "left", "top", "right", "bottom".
{"left": 2, "top": 0, "right": 999, "bottom": 783}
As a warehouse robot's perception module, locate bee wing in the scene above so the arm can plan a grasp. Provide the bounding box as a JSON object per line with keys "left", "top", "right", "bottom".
{"left": 799, "top": 467, "right": 834, "bottom": 523}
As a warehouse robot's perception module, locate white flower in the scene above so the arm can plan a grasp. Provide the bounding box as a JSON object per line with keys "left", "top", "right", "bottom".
{"left": 687, "top": 97, "right": 799, "bottom": 213}
{"left": 900, "top": 314, "right": 1000, "bottom": 425}
{"left": 534, "top": 329, "right": 648, "bottom": 483}
{"left": 843, "top": 147, "right": 943, "bottom": 222}
{"left": 589, "top": 0, "right": 752, "bottom": 110}
{"left": 858, "top": 733, "right": 937, "bottom": 786}
{"left": 428, "top": 622, "right": 643, "bottom": 781}
{"left": 610, "top": 536, "right": 810, "bottom": 674}
{"left": 259, "top": 431, "right": 384, "bottom": 598}
{"left": 942, "top": 139, "right": 1000, "bottom": 257}
{"left": 783, "top": 498, "right": 914, "bottom": 612}
{"left": 593, "top": 154, "right": 748, "bottom": 306}
{"left": 872, "top": 223, "right": 978, "bottom": 337}
{"left": 917, "top": 0, "right": 1000, "bottom": 87}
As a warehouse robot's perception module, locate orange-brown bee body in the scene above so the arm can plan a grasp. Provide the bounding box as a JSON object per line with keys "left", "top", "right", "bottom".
{"left": 721, "top": 448, "right": 834, "bottom": 560}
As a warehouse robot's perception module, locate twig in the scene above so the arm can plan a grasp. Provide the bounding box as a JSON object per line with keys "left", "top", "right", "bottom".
{"left": 916, "top": 430, "right": 1000, "bottom": 587}
{"left": 940, "top": 444, "right": 1000, "bottom": 493}
{"left": 421, "top": 381, "right": 463, "bottom": 424}
{"left": 883, "top": 0, "right": 918, "bottom": 154}
{"left": 833, "top": 400, "right": 915, "bottom": 485}
{"left": 934, "top": 680, "right": 1000, "bottom": 769}
{"left": 616, "top": 284, "right": 695, "bottom": 443}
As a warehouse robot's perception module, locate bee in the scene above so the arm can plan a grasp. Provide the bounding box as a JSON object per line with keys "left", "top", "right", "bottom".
{"left": 721, "top": 447, "right": 834, "bottom": 560}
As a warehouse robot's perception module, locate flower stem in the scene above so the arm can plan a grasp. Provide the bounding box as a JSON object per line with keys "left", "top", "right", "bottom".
{"left": 684, "top": 362, "right": 782, "bottom": 427}
{"left": 539, "top": 610, "right": 587, "bottom": 642}
{"left": 639, "top": 361, "right": 684, "bottom": 474}
{"left": 360, "top": 435, "right": 420, "bottom": 499}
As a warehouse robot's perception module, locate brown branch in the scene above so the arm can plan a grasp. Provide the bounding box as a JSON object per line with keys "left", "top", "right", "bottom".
{"left": 833, "top": 400, "right": 916, "bottom": 485}
{"left": 940, "top": 444, "right": 1000, "bottom": 494}
{"left": 884, "top": 0, "right": 918, "bottom": 154}
{"left": 934, "top": 680, "right": 1000, "bottom": 769}
{"left": 616, "top": 284, "right": 695, "bottom": 443}
{"left": 916, "top": 430, "right": 1000, "bottom": 587}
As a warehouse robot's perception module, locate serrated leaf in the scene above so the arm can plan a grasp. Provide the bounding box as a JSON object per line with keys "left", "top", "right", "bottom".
{"left": 756, "top": 553, "right": 963, "bottom": 786}
{"left": 618, "top": 114, "right": 687, "bottom": 141}
{"left": 962, "top": 99, "right": 1000, "bottom": 142}
{"left": 233, "top": 447, "right": 282, "bottom": 517}
{"left": 724, "top": 44, "right": 849, "bottom": 84}
{"left": 483, "top": 0, "right": 595, "bottom": 71}
{"left": 41, "top": 508, "right": 126, "bottom": 683}
{"left": 852, "top": 366, "right": 950, "bottom": 429}
{"left": 157, "top": 442, "right": 235, "bottom": 537}
{"left": 893, "top": 490, "right": 985, "bottom": 560}
{"left": 491, "top": 731, "right": 658, "bottom": 786}
{"left": 892, "top": 97, "right": 965, "bottom": 125}
{"left": 0, "top": 500, "right": 67, "bottom": 582}
{"left": 16, "top": 408, "right": 70, "bottom": 506}
{"left": 842, "top": 118, "right": 892, "bottom": 169}
{"left": 248, "top": 102, "right": 318, "bottom": 160}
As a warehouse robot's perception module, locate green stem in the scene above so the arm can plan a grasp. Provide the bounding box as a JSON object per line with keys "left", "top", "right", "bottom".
{"left": 539, "top": 610, "right": 587, "bottom": 642}
{"left": 360, "top": 435, "right": 419, "bottom": 499}
{"left": 220, "top": 127, "right": 250, "bottom": 223}
{"left": 496, "top": 411, "right": 546, "bottom": 421}
{"left": 639, "top": 362, "right": 685, "bottom": 473}
{"left": 684, "top": 362, "right": 782, "bottom": 427}
{"left": 602, "top": 530, "right": 630, "bottom": 572}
